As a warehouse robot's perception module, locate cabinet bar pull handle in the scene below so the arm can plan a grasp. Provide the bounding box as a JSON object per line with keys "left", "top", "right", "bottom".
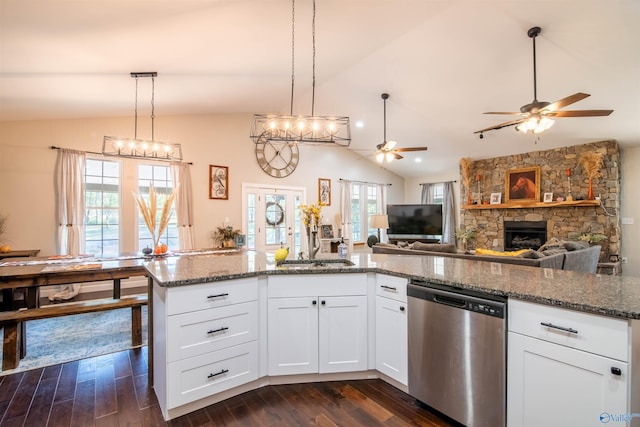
{"left": 380, "top": 285, "right": 397, "bottom": 291}
{"left": 207, "top": 326, "right": 229, "bottom": 334}
{"left": 207, "top": 369, "right": 229, "bottom": 379}
{"left": 540, "top": 322, "right": 578, "bottom": 334}
{"left": 207, "top": 293, "right": 229, "bottom": 299}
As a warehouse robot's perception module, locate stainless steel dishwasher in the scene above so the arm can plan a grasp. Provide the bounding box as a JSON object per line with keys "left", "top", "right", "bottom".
{"left": 407, "top": 281, "right": 506, "bottom": 427}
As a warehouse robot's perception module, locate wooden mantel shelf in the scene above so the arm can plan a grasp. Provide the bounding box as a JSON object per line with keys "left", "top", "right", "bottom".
{"left": 462, "top": 200, "right": 600, "bottom": 210}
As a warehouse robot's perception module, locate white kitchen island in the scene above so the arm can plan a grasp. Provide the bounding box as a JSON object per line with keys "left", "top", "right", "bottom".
{"left": 145, "top": 251, "right": 640, "bottom": 425}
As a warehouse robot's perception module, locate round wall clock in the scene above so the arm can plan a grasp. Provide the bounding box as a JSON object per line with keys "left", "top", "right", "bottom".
{"left": 255, "top": 133, "right": 299, "bottom": 178}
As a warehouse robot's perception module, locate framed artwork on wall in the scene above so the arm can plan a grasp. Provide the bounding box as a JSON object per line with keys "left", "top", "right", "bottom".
{"left": 490, "top": 192, "right": 502, "bottom": 204}
{"left": 209, "top": 165, "right": 228, "bottom": 200}
{"left": 543, "top": 192, "right": 554, "bottom": 203}
{"left": 505, "top": 166, "right": 540, "bottom": 203}
{"left": 321, "top": 224, "right": 334, "bottom": 238}
{"left": 318, "top": 178, "right": 331, "bottom": 205}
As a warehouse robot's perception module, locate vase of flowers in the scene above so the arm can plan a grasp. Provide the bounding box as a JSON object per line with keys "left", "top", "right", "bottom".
{"left": 299, "top": 202, "right": 325, "bottom": 259}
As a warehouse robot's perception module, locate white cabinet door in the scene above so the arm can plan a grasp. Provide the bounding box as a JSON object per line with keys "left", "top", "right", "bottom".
{"left": 508, "top": 332, "right": 628, "bottom": 427}
{"left": 318, "top": 295, "right": 368, "bottom": 373}
{"left": 268, "top": 297, "right": 319, "bottom": 375}
{"left": 375, "top": 296, "right": 407, "bottom": 384}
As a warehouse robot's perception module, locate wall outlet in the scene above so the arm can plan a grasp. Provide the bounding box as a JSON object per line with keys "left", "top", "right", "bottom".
{"left": 622, "top": 218, "right": 634, "bottom": 225}
{"left": 621, "top": 257, "right": 628, "bottom": 264}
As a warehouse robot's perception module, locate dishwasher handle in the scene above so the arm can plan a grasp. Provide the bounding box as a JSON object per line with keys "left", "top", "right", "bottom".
{"left": 433, "top": 293, "right": 467, "bottom": 308}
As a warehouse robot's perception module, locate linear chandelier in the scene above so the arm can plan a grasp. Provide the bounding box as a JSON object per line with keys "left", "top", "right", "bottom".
{"left": 102, "top": 72, "right": 182, "bottom": 162}
{"left": 249, "top": 0, "right": 351, "bottom": 146}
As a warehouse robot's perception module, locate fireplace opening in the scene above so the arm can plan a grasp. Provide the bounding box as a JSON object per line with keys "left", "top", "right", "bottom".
{"left": 504, "top": 221, "right": 547, "bottom": 251}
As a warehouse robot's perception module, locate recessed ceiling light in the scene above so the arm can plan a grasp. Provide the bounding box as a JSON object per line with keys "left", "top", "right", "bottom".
{"left": 355, "top": 121, "right": 364, "bottom": 128}
{"left": 415, "top": 158, "right": 422, "bottom": 163}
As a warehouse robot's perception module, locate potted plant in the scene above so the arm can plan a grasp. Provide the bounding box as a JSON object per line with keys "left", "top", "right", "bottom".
{"left": 215, "top": 225, "right": 241, "bottom": 248}
{"left": 455, "top": 226, "right": 476, "bottom": 252}
{"left": 578, "top": 232, "right": 607, "bottom": 245}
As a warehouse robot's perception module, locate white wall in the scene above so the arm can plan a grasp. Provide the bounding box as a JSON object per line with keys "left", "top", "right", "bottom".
{"left": 0, "top": 113, "right": 404, "bottom": 255}
{"left": 620, "top": 146, "right": 640, "bottom": 276}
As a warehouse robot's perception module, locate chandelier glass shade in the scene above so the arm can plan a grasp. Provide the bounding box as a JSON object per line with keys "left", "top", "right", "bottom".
{"left": 515, "top": 115, "right": 554, "bottom": 134}
{"left": 250, "top": 0, "right": 350, "bottom": 147}
{"left": 250, "top": 114, "right": 351, "bottom": 145}
{"left": 102, "top": 72, "right": 182, "bottom": 162}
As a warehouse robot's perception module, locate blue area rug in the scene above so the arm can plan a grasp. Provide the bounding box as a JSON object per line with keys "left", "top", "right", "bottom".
{"left": 0, "top": 305, "right": 148, "bottom": 376}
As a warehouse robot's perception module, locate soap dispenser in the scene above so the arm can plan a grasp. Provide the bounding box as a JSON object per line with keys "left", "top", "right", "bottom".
{"left": 338, "top": 237, "right": 348, "bottom": 259}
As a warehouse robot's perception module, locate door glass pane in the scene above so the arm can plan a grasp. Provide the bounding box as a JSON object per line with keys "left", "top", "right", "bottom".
{"left": 265, "top": 194, "right": 287, "bottom": 246}
{"left": 247, "top": 193, "right": 256, "bottom": 249}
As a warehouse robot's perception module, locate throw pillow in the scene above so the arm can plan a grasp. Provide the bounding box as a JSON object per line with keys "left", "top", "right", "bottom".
{"left": 541, "top": 248, "right": 567, "bottom": 256}
{"left": 520, "top": 250, "right": 546, "bottom": 259}
{"left": 374, "top": 242, "right": 397, "bottom": 248}
{"left": 410, "top": 242, "right": 457, "bottom": 253}
{"left": 475, "top": 248, "right": 530, "bottom": 257}
{"left": 563, "top": 240, "right": 590, "bottom": 251}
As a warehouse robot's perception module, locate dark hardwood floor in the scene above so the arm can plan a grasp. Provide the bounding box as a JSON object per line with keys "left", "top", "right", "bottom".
{"left": 0, "top": 347, "right": 456, "bottom": 426}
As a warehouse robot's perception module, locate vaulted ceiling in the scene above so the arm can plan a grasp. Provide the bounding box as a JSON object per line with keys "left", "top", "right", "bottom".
{"left": 1, "top": 0, "right": 638, "bottom": 177}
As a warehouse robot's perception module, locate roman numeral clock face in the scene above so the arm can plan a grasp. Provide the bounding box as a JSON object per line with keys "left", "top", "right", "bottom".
{"left": 255, "top": 138, "right": 299, "bottom": 178}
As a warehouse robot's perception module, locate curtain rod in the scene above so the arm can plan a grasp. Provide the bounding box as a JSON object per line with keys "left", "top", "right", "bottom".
{"left": 339, "top": 178, "right": 392, "bottom": 186}
{"left": 419, "top": 180, "right": 457, "bottom": 185}
{"left": 49, "top": 146, "right": 193, "bottom": 165}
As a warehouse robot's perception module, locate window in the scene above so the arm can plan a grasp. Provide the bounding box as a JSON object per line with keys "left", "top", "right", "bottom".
{"left": 351, "top": 183, "right": 380, "bottom": 243}
{"left": 432, "top": 183, "right": 444, "bottom": 205}
{"left": 137, "top": 164, "right": 178, "bottom": 250}
{"left": 85, "top": 159, "right": 120, "bottom": 257}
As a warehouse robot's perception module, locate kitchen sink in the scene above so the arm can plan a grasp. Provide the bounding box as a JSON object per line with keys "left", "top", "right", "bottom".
{"left": 276, "top": 259, "right": 355, "bottom": 269}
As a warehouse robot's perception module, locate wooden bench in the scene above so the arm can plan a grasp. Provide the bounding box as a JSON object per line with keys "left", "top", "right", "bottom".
{"left": 0, "top": 294, "right": 147, "bottom": 371}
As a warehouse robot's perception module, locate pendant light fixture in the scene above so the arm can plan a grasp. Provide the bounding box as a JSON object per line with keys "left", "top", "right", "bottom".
{"left": 103, "top": 72, "right": 182, "bottom": 162}
{"left": 249, "top": 0, "right": 351, "bottom": 146}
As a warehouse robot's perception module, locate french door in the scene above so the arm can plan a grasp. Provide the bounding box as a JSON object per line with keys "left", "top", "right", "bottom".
{"left": 242, "top": 184, "right": 306, "bottom": 259}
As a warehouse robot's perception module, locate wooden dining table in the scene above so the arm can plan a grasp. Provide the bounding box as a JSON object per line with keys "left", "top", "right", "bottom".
{"left": 0, "top": 256, "right": 148, "bottom": 310}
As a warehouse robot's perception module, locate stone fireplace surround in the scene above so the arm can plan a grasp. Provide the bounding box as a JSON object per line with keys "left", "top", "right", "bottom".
{"left": 460, "top": 140, "right": 620, "bottom": 261}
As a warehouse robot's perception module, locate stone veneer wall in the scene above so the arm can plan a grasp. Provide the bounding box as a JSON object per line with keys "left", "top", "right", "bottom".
{"left": 460, "top": 140, "right": 620, "bottom": 261}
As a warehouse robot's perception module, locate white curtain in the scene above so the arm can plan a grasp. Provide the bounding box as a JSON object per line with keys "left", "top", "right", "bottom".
{"left": 376, "top": 183, "right": 388, "bottom": 242}
{"left": 442, "top": 182, "right": 456, "bottom": 244}
{"left": 52, "top": 148, "right": 86, "bottom": 301}
{"left": 421, "top": 183, "right": 435, "bottom": 204}
{"left": 340, "top": 180, "right": 354, "bottom": 253}
{"left": 171, "top": 162, "right": 195, "bottom": 250}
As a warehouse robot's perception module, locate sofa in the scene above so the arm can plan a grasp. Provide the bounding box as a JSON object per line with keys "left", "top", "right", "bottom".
{"left": 372, "top": 240, "right": 601, "bottom": 273}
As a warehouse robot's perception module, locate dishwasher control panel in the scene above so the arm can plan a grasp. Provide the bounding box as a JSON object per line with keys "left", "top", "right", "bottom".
{"left": 467, "top": 301, "right": 504, "bottom": 318}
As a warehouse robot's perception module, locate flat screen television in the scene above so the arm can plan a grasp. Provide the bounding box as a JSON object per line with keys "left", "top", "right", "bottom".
{"left": 386, "top": 204, "right": 443, "bottom": 239}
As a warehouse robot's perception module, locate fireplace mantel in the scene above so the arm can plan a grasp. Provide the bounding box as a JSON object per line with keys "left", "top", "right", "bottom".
{"left": 462, "top": 200, "right": 600, "bottom": 210}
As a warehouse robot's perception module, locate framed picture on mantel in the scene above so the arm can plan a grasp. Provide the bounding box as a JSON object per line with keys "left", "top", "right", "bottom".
{"left": 505, "top": 166, "right": 540, "bottom": 203}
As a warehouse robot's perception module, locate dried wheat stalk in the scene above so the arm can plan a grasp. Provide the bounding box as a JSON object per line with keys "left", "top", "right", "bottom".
{"left": 460, "top": 157, "right": 473, "bottom": 189}
{"left": 132, "top": 184, "right": 179, "bottom": 247}
{"left": 579, "top": 152, "right": 604, "bottom": 179}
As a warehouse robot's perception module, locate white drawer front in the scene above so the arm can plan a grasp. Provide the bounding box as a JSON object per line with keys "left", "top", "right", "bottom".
{"left": 268, "top": 274, "right": 367, "bottom": 298}
{"left": 167, "top": 301, "right": 258, "bottom": 361}
{"left": 167, "top": 341, "right": 259, "bottom": 409}
{"left": 508, "top": 299, "right": 629, "bottom": 361}
{"left": 375, "top": 274, "right": 407, "bottom": 302}
{"left": 167, "top": 277, "right": 258, "bottom": 315}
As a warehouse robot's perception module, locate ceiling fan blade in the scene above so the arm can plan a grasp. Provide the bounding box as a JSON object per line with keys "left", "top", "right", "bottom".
{"left": 393, "top": 152, "right": 403, "bottom": 160}
{"left": 394, "top": 147, "right": 429, "bottom": 152}
{"left": 548, "top": 109, "right": 614, "bottom": 117}
{"left": 474, "top": 118, "right": 526, "bottom": 134}
{"left": 483, "top": 111, "right": 524, "bottom": 115}
{"left": 544, "top": 93, "right": 590, "bottom": 112}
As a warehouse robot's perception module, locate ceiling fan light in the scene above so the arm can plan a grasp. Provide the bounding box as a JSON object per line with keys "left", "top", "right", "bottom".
{"left": 386, "top": 140, "right": 398, "bottom": 150}
{"left": 525, "top": 117, "right": 539, "bottom": 130}
{"left": 376, "top": 152, "right": 385, "bottom": 163}
{"left": 385, "top": 152, "right": 395, "bottom": 162}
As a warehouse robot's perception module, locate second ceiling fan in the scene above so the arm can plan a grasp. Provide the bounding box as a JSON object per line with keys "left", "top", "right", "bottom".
{"left": 474, "top": 26, "right": 613, "bottom": 137}
{"left": 376, "top": 93, "right": 428, "bottom": 163}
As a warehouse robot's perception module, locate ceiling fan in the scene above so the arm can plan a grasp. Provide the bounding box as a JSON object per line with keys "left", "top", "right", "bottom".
{"left": 376, "top": 93, "right": 428, "bottom": 162}
{"left": 474, "top": 26, "right": 613, "bottom": 138}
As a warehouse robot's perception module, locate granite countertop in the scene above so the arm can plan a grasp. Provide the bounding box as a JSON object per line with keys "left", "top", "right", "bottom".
{"left": 143, "top": 251, "right": 640, "bottom": 320}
